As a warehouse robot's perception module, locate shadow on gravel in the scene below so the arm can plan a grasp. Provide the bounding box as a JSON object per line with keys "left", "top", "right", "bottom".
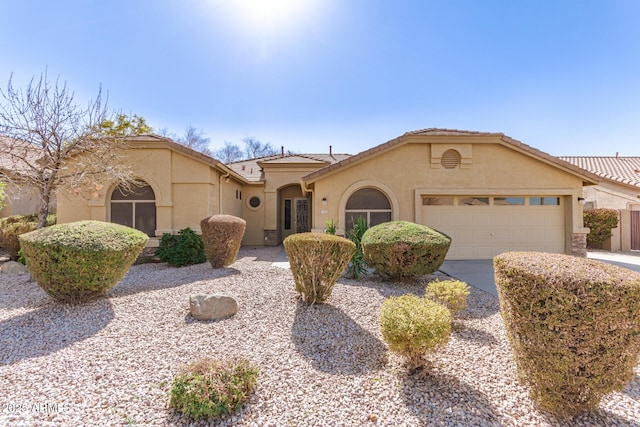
{"left": 0, "top": 276, "right": 50, "bottom": 311}
{"left": 453, "top": 325, "right": 499, "bottom": 347}
{"left": 291, "top": 301, "right": 387, "bottom": 375}
{"left": 622, "top": 374, "right": 640, "bottom": 400}
{"left": 107, "top": 263, "right": 240, "bottom": 299}
{"left": 401, "top": 371, "right": 503, "bottom": 426}
{"left": 0, "top": 299, "right": 114, "bottom": 366}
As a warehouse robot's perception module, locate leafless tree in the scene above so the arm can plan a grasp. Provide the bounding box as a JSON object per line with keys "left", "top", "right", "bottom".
{"left": 0, "top": 71, "right": 150, "bottom": 228}
{"left": 176, "top": 125, "right": 212, "bottom": 155}
{"left": 243, "top": 136, "right": 278, "bottom": 159}
{"left": 213, "top": 141, "right": 244, "bottom": 163}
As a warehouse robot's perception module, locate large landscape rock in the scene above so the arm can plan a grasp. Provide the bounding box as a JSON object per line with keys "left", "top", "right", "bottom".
{"left": 0, "top": 261, "right": 29, "bottom": 275}
{"left": 189, "top": 293, "right": 238, "bottom": 321}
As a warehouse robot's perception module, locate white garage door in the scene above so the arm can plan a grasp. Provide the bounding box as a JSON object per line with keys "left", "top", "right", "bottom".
{"left": 421, "top": 196, "right": 565, "bottom": 260}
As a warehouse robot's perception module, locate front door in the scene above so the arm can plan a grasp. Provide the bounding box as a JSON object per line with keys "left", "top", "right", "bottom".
{"left": 296, "top": 198, "right": 310, "bottom": 233}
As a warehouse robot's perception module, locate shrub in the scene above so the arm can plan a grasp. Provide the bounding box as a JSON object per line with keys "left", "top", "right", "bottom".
{"left": 283, "top": 232, "right": 355, "bottom": 304}
{"left": 19, "top": 220, "right": 148, "bottom": 303}
{"left": 345, "top": 216, "right": 368, "bottom": 279}
{"left": 584, "top": 208, "right": 619, "bottom": 248}
{"left": 362, "top": 221, "right": 451, "bottom": 281}
{"left": 324, "top": 219, "right": 337, "bottom": 235}
{"left": 494, "top": 251, "right": 640, "bottom": 416}
{"left": 156, "top": 227, "right": 206, "bottom": 267}
{"left": 380, "top": 294, "right": 451, "bottom": 369}
{"left": 200, "top": 215, "right": 246, "bottom": 268}
{"left": 170, "top": 358, "right": 258, "bottom": 421}
{"left": 425, "top": 279, "right": 470, "bottom": 316}
{"left": 0, "top": 213, "right": 56, "bottom": 259}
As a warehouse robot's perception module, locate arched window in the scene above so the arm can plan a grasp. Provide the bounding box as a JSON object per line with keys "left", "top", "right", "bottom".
{"left": 345, "top": 188, "right": 392, "bottom": 231}
{"left": 110, "top": 182, "right": 156, "bottom": 236}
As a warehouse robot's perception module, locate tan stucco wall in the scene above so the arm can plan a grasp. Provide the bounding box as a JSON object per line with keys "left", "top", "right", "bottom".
{"left": 309, "top": 137, "right": 588, "bottom": 256}
{"left": 582, "top": 182, "right": 640, "bottom": 210}
{"left": 55, "top": 143, "right": 244, "bottom": 237}
{"left": 0, "top": 183, "right": 48, "bottom": 217}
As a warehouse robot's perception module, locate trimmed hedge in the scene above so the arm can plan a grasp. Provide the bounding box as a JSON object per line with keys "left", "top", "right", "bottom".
{"left": 584, "top": 208, "right": 619, "bottom": 248}
{"left": 380, "top": 294, "right": 451, "bottom": 369}
{"left": 362, "top": 221, "right": 451, "bottom": 281}
{"left": 201, "top": 215, "right": 246, "bottom": 268}
{"left": 156, "top": 227, "right": 206, "bottom": 267}
{"left": 19, "top": 220, "right": 148, "bottom": 303}
{"left": 0, "top": 213, "right": 56, "bottom": 259}
{"left": 170, "top": 358, "right": 258, "bottom": 421}
{"left": 283, "top": 232, "right": 355, "bottom": 304}
{"left": 494, "top": 251, "right": 640, "bottom": 416}
{"left": 425, "top": 279, "right": 470, "bottom": 316}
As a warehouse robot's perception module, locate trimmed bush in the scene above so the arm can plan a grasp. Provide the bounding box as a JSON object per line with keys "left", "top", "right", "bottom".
{"left": 156, "top": 227, "right": 206, "bottom": 267}
{"left": 283, "top": 232, "right": 355, "bottom": 304}
{"left": 584, "top": 208, "right": 619, "bottom": 248}
{"left": 0, "top": 213, "right": 56, "bottom": 259}
{"left": 170, "top": 358, "right": 258, "bottom": 421}
{"left": 201, "top": 215, "right": 246, "bottom": 268}
{"left": 19, "top": 220, "right": 148, "bottom": 303}
{"left": 494, "top": 251, "right": 640, "bottom": 416}
{"left": 380, "top": 294, "right": 451, "bottom": 369}
{"left": 362, "top": 221, "right": 451, "bottom": 281}
{"left": 425, "top": 279, "right": 470, "bottom": 316}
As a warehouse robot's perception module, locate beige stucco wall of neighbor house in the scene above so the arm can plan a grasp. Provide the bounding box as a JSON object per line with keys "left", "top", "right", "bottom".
{"left": 0, "top": 183, "right": 48, "bottom": 217}
{"left": 308, "top": 135, "right": 589, "bottom": 257}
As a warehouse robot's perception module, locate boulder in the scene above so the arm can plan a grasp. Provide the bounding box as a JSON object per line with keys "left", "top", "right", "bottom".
{"left": 0, "top": 261, "right": 29, "bottom": 275}
{"left": 189, "top": 293, "right": 238, "bottom": 321}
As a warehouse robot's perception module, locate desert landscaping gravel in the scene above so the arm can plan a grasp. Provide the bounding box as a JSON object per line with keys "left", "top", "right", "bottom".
{"left": 1, "top": 246, "right": 639, "bottom": 426}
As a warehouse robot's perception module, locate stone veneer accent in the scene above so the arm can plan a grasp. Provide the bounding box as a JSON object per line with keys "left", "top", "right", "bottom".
{"left": 571, "top": 233, "right": 587, "bottom": 257}
{"left": 264, "top": 229, "right": 278, "bottom": 246}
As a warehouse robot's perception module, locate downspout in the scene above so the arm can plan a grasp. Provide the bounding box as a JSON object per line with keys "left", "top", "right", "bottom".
{"left": 300, "top": 179, "right": 313, "bottom": 197}
{"left": 219, "top": 172, "right": 230, "bottom": 214}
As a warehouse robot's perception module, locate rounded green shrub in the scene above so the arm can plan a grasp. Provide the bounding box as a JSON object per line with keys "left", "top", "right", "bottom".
{"left": 362, "top": 221, "right": 451, "bottom": 281}
{"left": 0, "top": 213, "right": 56, "bottom": 259}
{"left": 425, "top": 279, "right": 470, "bottom": 315}
{"left": 200, "top": 215, "right": 246, "bottom": 268}
{"left": 494, "top": 251, "right": 640, "bottom": 416}
{"left": 170, "top": 358, "right": 258, "bottom": 421}
{"left": 380, "top": 294, "right": 451, "bottom": 368}
{"left": 156, "top": 227, "right": 206, "bottom": 267}
{"left": 19, "top": 220, "right": 148, "bottom": 303}
{"left": 584, "top": 208, "right": 619, "bottom": 248}
{"left": 283, "top": 232, "right": 355, "bottom": 304}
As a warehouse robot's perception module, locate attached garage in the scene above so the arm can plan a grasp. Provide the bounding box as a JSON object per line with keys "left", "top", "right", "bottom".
{"left": 420, "top": 195, "right": 565, "bottom": 259}
{"left": 302, "top": 129, "right": 599, "bottom": 260}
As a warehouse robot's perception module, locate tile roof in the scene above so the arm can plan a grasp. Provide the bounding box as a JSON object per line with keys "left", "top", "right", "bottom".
{"left": 559, "top": 156, "right": 640, "bottom": 188}
{"left": 228, "top": 153, "right": 351, "bottom": 182}
{"left": 302, "top": 128, "right": 600, "bottom": 184}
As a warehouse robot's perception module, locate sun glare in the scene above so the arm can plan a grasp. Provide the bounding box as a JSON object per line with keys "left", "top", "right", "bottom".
{"left": 224, "top": 0, "right": 316, "bottom": 33}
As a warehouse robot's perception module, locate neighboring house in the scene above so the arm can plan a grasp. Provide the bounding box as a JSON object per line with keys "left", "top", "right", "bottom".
{"left": 560, "top": 156, "right": 640, "bottom": 252}
{"left": 56, "top": 129, "right": 599, "bottom": 260}
{"left": 0, "top": 137, "right": 53, "bottom": 218}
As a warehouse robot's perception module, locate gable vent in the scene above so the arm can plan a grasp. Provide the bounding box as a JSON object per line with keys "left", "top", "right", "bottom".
{"left": 441, "top": 149, "right": 461, "bottom": 169}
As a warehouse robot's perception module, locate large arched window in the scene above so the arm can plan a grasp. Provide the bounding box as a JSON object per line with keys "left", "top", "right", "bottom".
{"left": 345, "top": 187, "right": 392, "bottom": 231}
{"left": 110, "top": 182, "right": 156, "bottom": 236}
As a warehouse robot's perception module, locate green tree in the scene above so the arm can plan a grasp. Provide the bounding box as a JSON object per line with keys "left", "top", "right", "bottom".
{"left": 0, "top": 71, "right": 149, "bottom": 228}
{"left": 0, "top": 180, "right": 6, "bottom": 212}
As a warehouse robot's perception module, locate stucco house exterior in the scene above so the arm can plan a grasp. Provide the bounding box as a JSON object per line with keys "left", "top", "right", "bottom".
{"left": 56, "top": 129, "right": 599, "bottom": 260}
{"left": 0, "top": 137, "right": 53, "bottom": 218}
{"left": 560, "top": 156, "right": 640, "bottom": 252}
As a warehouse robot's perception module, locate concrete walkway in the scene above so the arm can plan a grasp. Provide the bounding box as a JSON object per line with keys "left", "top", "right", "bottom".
{"left": 272, "top": 247, "right": 640, "bottom": 298}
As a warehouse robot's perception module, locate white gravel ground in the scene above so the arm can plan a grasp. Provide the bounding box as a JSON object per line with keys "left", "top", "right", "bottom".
{"left": 1, "top": 246, "right": 639, "bottom": 426}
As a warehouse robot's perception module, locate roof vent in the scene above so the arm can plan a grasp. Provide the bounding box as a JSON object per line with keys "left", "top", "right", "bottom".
{"left": 441, "top": 149, "right": 461, "bottom": 169}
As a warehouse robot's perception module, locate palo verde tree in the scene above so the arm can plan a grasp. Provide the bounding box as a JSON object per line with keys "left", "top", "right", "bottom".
{"left": 0, "top": 71, "right": 150, "bottom": 228}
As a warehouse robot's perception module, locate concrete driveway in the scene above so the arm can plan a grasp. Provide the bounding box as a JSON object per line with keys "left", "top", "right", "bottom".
{"left": 439, "top": 251, "right": 640, "bottom": 298}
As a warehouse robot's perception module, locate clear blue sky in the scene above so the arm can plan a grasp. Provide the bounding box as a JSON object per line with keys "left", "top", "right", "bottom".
{"left": 1, "top": 0, "right": 639, "bottom": 157}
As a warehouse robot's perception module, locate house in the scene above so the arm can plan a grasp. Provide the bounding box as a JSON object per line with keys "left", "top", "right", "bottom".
{"left": 0, "top": 137, "right": 53, "bottom": 218}
{"left": 56, "top": 129, "right": 599, "bottom": 260}
{"left": 559, "top": 156, "right": 640, "bottom": 252}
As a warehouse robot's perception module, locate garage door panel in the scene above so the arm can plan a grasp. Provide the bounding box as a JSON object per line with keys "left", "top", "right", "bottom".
{"left": 422, "top": 203, "right": 565, "bottom": 260}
